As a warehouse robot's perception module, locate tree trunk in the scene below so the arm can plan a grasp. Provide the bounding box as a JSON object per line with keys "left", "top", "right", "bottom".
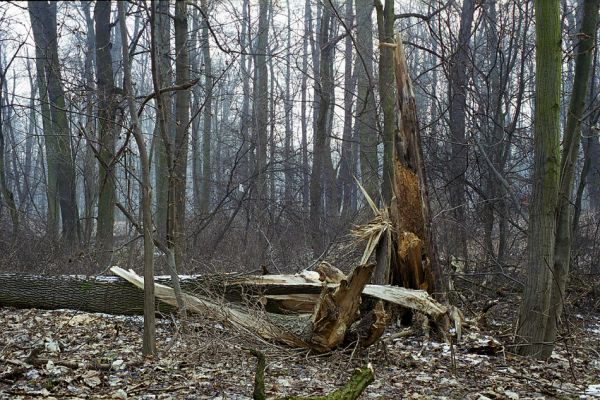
{"left": 199, "top": 0, "right": 212, "bottom": 216}
{"left": 310, "top": 1, "right": 333, "bottom": 258}
{"left": 94, "top": 0, "right": 117, "bottom": 260}
{"left": 446, "top": 0, "right": 474, "bottom": 262}
{"left": 545, "top": 0, "right": 600, "bottom": 359}
{"left": 81, "top": 0, "right": 96, "bottom": 246}
{"left": 173, "top": 0, "right": 191, "bottom": 266}
{"left": 29, "top": 1, "right": 79, "bottom": 244}
{"left": 153, "top": 0, "right": 172, "bottom": 242}
{"left": 30, "top": 15, "right": 59, "bottom": 239}
{"left": 118, "top": 1, "right": 156, "bottom": 356}
{"left": 339, "top": 0, "right": 355, "bottom": 217}
{"left": 0, "top": 81, "right": 18, "bottom": 237}
{"left": 383, "top": 35, "right": 438, "bottom": 293}
{"left": 253, "top": 0, "right": 270, "bottom": 263}
{"left": 375, "top": 0, "right": 395, "bottom": 205}
{"left": 300, "top": 0, "right": 310, "bottom": 211}
{"left": 282, "top": 0, "right": 293, "bottom": 207}
{"left": 354, "top": 0, "right": 379, "bottom": 202}
{"left": 516, "top": 0, "right": 562, "bottom": 359}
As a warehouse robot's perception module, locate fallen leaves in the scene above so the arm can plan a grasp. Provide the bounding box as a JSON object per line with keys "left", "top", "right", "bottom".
{"left": 0, "top": 306, "right": 599, "bottom": 399}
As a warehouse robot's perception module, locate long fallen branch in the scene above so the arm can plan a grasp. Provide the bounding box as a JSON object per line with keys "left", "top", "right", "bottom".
{"left": 110, "top": 266, "right": 308, "bottom": 349}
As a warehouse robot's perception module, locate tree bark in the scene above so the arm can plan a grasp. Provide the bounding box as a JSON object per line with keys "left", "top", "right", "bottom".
{"left": 252, "top": 0, "right": 270, "bottom": 263}
{"left": 81, "top": 0, "right": 96, "bottom": 246}
{"left": 172, "top": 0, "right": 191, "bottom": 266}
{"left": 375, "top": 0, "right": 395, "bottom": 205}
{"left": 388, "top": 35, "right": 438, "bottom": 293}
{"left": 0, "top": 269, "right": 448, "bottom": 322}
{"left": 516, "top": 0, "right": 562, "bottom": 359}
{"left": 94, "top": 0, "right": 117, "bottom": 260}
{"left": 545, "top": 0, "right": 600, "bottom": 359}
{"left": 300, "top": 0, "right": 310, "bottom": 211}
{"left": 310, "top": 1, "right": 333, "bottom": 258}
{"left": 446, "top": 0, "right": 474, "bottom": 262}
{"left": 199, "top": 0, "right": 212, "bottom": 216}
{"left": 153, "top": 0, "right": 172, "bottom": 242}
{"left": 339, "top": 0, "right": 355, "bottom": 217}
{"left": 28, "top": 1, "right": 79, "bottom": 244}
{"left": 354, "top": 0, "right": 379, "bottom": 202}
{"left": 119, "top": 1, "right": 156, "bottom": 356}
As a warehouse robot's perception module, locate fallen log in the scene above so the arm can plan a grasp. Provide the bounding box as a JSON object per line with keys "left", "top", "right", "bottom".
{"left": 111, "top": 265, "right": 455, "bottom": 351}
{"left": 0, "top": 270, "right": 448, "bottom": 320}
{"left": 110, "top": 267, "right": 309, "bottom": 349}
{"left": 0, "top": 273, "right": 177, "bottom": 316}
{"left": 111, "top": 265, "right": 388, "bottom": 351}
{"left": 0, "top": 266, "right": 459, "bottom": 351}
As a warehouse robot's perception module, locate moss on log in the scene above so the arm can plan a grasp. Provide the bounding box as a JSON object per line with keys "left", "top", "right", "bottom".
{"left": 251, "top": 350, "right": 374, "bottom": 400}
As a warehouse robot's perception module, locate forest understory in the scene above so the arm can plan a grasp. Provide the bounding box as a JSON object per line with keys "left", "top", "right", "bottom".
{"left": 1, "top": 259, "right": 599, "bottom": 399}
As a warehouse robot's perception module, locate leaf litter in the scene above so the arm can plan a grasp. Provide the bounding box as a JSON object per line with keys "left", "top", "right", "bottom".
{"left": 0, "top": 306, "right": 599, "bottom": 399}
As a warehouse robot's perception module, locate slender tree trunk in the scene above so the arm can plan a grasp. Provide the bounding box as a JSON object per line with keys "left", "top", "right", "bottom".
{"left": 253, "top": 0, "right": 270, "bottom": 262}
{"left": 118, "top": 1, "right": 156, "bottom": 356}
{"left": 153, "top": 0, "right": 172, "bottom": 241}
{"left": 584, "top": 132, "right": 600, "bottom": 213}
{"left": 516, "top": 0, "right": 562, "bottom": 359}
{"left": 0, "top": 70, "right": 18, "bottom": 237}
{"left": 310, "top": 0, "right": 332, "bottom": 258}
{"left": 283, "top": 0, "right": 293, "bottom": 207}
{"left": 199, "top": 0, "right": 212, "bottom": 216}
{"left": 81, "top": 1, "right": 96, "bottom": 246}
{"left": 584, "top": 48, "right": 600, "bottom": 214}
{"left": 339, "top": 0, "right": 355, "bottom": 217}
{"left": 239, "top": 0, "right": 252, "bottom": 191}
{"left": 544, "top": 0, "right": 600, "bottom": 360}
{"left": 32, "top": 44, "right": 59, "bottom": 239}
{"left": 447, "top": 0, "right": 475, "bottom": 262}
{"left": 375, "top": 0, "right": 395, "bottom": 205}
{"left": 95, "top": 0, "right": 117, "bottom": 260}
{"left": 300, "top": 0, "right": 310, "bottom": 212}
{"left": 354, "top": 0, "right": 379, "bottom": 202}
{"left": 190, "top": 5, "right": 201, "bottom": 208}
{"left": 172, "top": 0, "right": 191, "bottom": 266}
{"left": 20, "top": 59, "right": 36, "bottom": 214}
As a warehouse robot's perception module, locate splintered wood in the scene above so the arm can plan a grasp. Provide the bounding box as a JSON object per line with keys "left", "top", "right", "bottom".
{"left": 108, "top": 264, "right": 450, "bottom": 352}
{"left": 303, "top": 264, "right": 375, "bottom": 352}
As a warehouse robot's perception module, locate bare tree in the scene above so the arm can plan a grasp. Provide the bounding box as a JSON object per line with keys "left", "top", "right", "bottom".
{"left": 94, "top": 0, "right": 117, "bottom": 260}
{"left": 28, "top": 0, "right": 79, "bottom": 244}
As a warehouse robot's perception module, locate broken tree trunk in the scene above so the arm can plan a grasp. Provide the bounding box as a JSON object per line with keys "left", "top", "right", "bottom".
{"left": 373, "top": 34, "right": 439, "bottom": 293}
{"left": 302, "top": 264, "right": 375, "bottom": 352}
{"left": 0, "top": 271, "right": 447, "bottom": 318}
{"left": 0, "top": 265, "right": 455, "bottom": 351}
{"left": 111, "top": 265, "right": 447, "bottom": 352}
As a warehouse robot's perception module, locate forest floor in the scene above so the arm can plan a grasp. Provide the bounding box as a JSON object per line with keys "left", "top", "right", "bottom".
{"left": 1, "top": 292, "right": 599, "bottom": 400}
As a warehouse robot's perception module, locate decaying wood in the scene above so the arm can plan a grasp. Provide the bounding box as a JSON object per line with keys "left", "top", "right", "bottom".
{"left": 110, "top": 267, "right": 309, "bottom": 349}
{"left": 368, "top": 33, "right": 438, "bottom": 292}
{"left": 389, "top": 33, "right": 439, "bottom": 292}
{"left": 1, "top": 263, "right": 457, "bottom": 351}
{"left": 303, "top": 264, "right": 374, "bottom": 352}
{"left": 314, "top": 261, "right": 346, "bottom": 283}
{"left": 0, "top": 270, "right": 448, "bottom": 319}
{"left": 353, "top": 301, "right": 389, "bottom": 347}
